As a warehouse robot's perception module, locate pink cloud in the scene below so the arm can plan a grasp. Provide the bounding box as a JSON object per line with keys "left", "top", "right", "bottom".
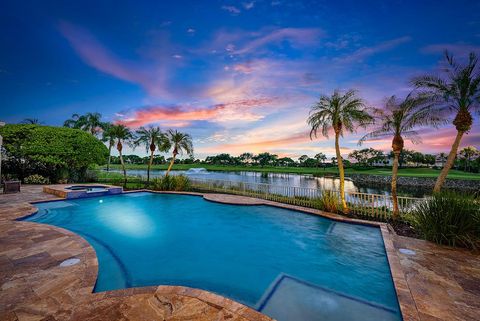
{"left": 334, "top": 36, "right": 411, "bottom": 63}
{"left": 116, "top": 98, "right": 277, "bottom": 127}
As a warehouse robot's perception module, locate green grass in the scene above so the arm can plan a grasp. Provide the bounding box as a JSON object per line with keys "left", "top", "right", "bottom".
{"left": 97, "top": 164, "right": 480, "bottom": 180}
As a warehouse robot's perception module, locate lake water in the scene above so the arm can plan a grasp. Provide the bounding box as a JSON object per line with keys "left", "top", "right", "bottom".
{"left": 109, "top": 168, "right": 428, "bottom": 197}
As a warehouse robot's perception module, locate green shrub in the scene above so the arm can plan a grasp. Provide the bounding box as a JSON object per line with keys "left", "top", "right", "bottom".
{"left": 24, "top": 174, "right": 50, "bottom": 184}
{"left": 0, "top": 124, "right": 108, "bottom": 183}
{"left": 315, "top": 190, "right": 341, "bottom": 213}
{"left": 408, "top": 192, "right": 480, "bottom": 250}
{"left": 152, "top": 175, "right": 191, "bottom": 191}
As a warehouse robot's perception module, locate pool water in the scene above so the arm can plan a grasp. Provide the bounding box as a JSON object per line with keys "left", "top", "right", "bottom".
{"left": 25, "top": 192, "right": 401, "bottom": 319}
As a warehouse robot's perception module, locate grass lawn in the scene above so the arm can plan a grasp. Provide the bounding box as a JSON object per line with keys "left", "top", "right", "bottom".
{"left": 98, "top": 164, "right": 480, "bottom": 180}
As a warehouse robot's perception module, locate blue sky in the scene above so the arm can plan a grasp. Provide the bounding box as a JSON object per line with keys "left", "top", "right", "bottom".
{"left": 1, "top": 0, "right": 479, "bottom": 158}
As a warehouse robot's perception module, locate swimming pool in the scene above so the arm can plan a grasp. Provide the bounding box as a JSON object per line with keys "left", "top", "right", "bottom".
{"left": 24, "top": 192, "right": 401, "bottom": 320}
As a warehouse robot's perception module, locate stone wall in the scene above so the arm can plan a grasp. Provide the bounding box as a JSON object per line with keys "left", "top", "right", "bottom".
{"left": 349, "top": 174, "right": 480, "bottom": 191}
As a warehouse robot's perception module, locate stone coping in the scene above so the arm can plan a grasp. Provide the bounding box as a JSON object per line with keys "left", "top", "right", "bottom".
{"left": 43, "top": 184, "right": 122, "bottom": 199}
{"left": 2, "top": 186, "right": 479, "bottom": 320}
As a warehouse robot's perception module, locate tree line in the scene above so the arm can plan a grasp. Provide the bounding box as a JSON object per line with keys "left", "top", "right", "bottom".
{"left": 61, "top": 113, "right": 193, "bottom": 185}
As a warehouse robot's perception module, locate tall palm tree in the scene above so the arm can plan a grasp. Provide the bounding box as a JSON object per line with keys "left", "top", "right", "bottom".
{"left": 63, "top": 113, "right": 83, "bottom": 129}
{"left": 63, "top": 112, "right": 103, "bottom": 135}
{"left": 165, "top": 129, "right": 193, "bottom": 176}
{"left": 101, "top": 123, "right": 116, "bottom": 172}
{"left": 359, "top": 94, "right": 444, "bottom": 219}
{"left": 412, "top": 51, "right": 480, "bottom": 192}
{"left": 133, "top": 126, "right": 170, "bottom": 183}
{"left": 109, "top": 124, "right": 133, "bottom": 186}
{"left": 308, "top": 89, "right": 373, "bottom": 212}
{"left": 81, "top": 112, "right": 103, "bottom": 135}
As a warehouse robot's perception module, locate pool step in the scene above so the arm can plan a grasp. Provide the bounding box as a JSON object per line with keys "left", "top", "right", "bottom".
{"left": 256, "top": 274, "right": 400, "bottom": 321}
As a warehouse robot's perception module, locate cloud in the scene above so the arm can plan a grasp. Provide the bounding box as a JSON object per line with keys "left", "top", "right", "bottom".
{"left": 58, "top": 21, "right": 171, "bottom": 97}
{"left": 334, "top": 36, "right": 411, "bottom": 63}
{"left": 222, "top": 5, "right": 241, "bottom": 14}
{"left": 243, "top": 1, "right": 255, "bottom": 10}
{"left": 234, "top": 27, "right": 324, "bottom": 55}
{"left": 116, "top": 98, "right": 277, "bottom": 127}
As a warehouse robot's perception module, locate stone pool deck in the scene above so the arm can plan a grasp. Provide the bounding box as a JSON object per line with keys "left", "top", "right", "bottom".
{"left": 0, "top": 186, "right": 479, "bottom": 321}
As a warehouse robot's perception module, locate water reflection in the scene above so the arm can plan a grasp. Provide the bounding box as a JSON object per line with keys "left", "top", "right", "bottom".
{"left": 110, "top": 168, "right": 431, "bottom": 197}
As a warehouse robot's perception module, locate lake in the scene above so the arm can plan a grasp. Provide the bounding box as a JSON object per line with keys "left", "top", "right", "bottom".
{"left": 108, "top": 168, "right": 429, "bottom": 197}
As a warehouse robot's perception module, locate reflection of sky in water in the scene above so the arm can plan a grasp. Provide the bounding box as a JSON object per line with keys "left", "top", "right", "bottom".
{"left": 110, "top": 169, "right": 426, "bottom": 197}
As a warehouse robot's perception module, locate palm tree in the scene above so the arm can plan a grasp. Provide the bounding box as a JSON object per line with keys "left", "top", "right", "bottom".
{"left": 459, "top": 146, "right": 479, "bottom": 172}
{"left": 109, "top": 124, "right": 133, "bottom": 186}
{"left": 63, "top": 113, "right": 83, "bottom": 129}
{"left": 308, "top": 89, "right": 373, "bottom": 212}
{"left": 82, "top": 112, "right": 103, "bottom": 135}
{"left": 165, "top": 130, "right": 193, "bottom": 176}
{"left": 314, "top": 152, "right": 327, "bottom": 169}
{"left": 21, "top": 118, "right": 42, "bottom": 124}
{"left": 101, "top": 123, "right": 116, "bottom": 172}
{"left": 133, "top": 126, "right": 170, "bottom": 183}
{"left": 63, "top": 112, "right": 103, "bottom": 135}
{"left": 412, "top": 51, "right": 480, "bottom": 192}
{"left": 359, "top": 94, "right": 443, "bottom": 219}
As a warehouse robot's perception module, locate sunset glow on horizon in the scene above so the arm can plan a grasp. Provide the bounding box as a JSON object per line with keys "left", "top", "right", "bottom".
{"left": 1, "top": 0, "right": 479, "bottom": 159}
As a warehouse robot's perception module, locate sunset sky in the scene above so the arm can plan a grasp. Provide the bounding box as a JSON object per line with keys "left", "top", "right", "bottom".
{"left": 1, "top": 0, "right": 479, "bottom": 159}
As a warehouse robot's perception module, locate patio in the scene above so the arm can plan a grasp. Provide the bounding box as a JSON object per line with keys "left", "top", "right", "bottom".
{"left": 0, "top": 186, "right": 479, "bottom": 321}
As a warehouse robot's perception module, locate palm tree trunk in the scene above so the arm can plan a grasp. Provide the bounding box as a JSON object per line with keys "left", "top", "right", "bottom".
{"left": 166, "top": 154, "right": 176, "bottom": 176}
{"left": 147, "top": 150, "right": 154, "bottom": 184}
{"left": 335, "top": 132, "right": 348, "bottom": 213}
{"left": 433, "top": 130, "right": 464, "bottom": 192}
{"left": 391, "top": 151, "right": 400, "bottom": 220}
{"left": 118, "top": 141, "right": 127, "bottom": 187}
{"left": 107, "top": 142, "right": 113, "bottom": 172}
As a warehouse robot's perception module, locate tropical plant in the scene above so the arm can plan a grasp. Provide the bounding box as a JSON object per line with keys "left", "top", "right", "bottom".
{"left": 317, "top": 190, "right": 341, "bottom": 213}
{"left": 412, "top": 51, "right": 480, "bottom": 192}
{"left": 359, "top": 93, "right": 443, "bottom": 219}
{"left": 152, "top": 174, "right": 191, "bottom": 191}
{"left": 109, "top": 124, "right": 133, "bottom": 186}
{"left": 63, "top": 112, "right": 104, "bottom": 135}
{"left": 101, "top": 123, "right": 116, "bottom": 172}
{"left": 133, "top": 126, "right": 170, "bottom": 184}
{"left": 165, "top": 130, "right": 193, "bottom": 176}
{"left": 0, "top": 124, "right": 108, "bottom": 182}
{"left": 308, "top": 89, "right": 373, "bottom": 212}
{"left": 458, "top": 146, "right": 479, "bottom": 172}
{"left": 21, "top": 118, "right": 42, "bottom": 124}
{"left": 24, "top": 174, "right": 50, "bottom": 184}
{"left": 408, "top": 191, "right": 480, "bottom": 250}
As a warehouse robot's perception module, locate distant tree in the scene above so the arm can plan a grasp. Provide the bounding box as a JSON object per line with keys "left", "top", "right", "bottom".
{"left": 165, "top": 130, "right": 193, "bottom": 175}
{"left": 459, "top": 146, "right": 479, "bottom": 172}
{"left": 348, "top": 148, "right": 384, "bottom": 167}
{"left": 110, "top": 124, "right": 133, "bottom": 186}
{"left": 412, "top": 51, "right": 480, "bottom": 192}
{"left": 133, "top": 126, "right": 169, "bottom": 184}
{"left": 308, "top": 89, "right": 373, "bottom": 212}
{"left": 239, "top": 152, "right": 254, "bottom": 164}
{"left": 303, "top": 158, "right": 318, "bottom": 168}
{"left": 253, "top": 152, "right": 278, "bottom": 167}
{"left": 298, "top": 154, "right": 309, "bottom": 166}
{"left": 277, "top": 157, "right": 295, "bottom": 167}
{"left": 314, "top": 152, "right": 327, "bottom": 169}
{"left": 436, "top": 152, "right": 448, "bottom": 168}
{"left": 64, "top": 112, "right": 104, "bottom": 135}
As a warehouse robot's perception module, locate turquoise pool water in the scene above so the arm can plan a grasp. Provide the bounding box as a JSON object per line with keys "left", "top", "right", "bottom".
{"left": 24, "top": 192, "right": 401, "bottom": 319}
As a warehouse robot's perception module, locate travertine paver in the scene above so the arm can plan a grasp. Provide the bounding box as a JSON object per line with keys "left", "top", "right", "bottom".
{"left": 1, "top": 186, "right": 479, "bottom": 321}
